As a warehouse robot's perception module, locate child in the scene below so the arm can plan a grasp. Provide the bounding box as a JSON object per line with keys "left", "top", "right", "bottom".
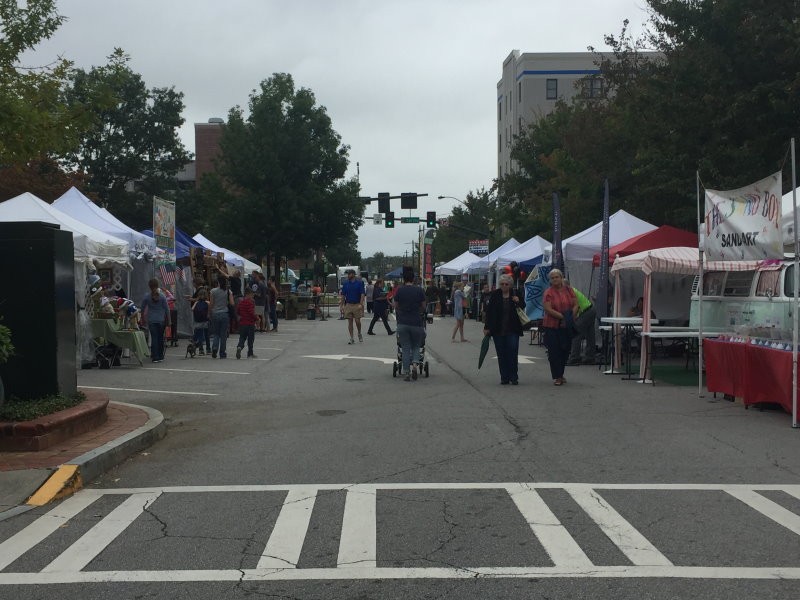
{"left": 192, "top": 289, "right": 210, "bottom": 355}
{"left": 236, "top": 287, "right": 257, "bottom": 359}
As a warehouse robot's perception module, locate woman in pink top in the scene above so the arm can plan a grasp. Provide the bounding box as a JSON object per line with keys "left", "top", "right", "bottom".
{"left": 542, "top": 269, "right": 579, "bottom": 386}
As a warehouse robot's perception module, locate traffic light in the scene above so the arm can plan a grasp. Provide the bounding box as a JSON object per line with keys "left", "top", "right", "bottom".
{"left": 378, "top": 192, "right": 390, "bottom": 213}
{"left": 385, "top": 211, "right": 395, "bottom": 228}
{"left": 400, "top": 192, "right": 418, "bottom": 209}
{"left": 426, "top": 211, "right": 437, "bottom": 227}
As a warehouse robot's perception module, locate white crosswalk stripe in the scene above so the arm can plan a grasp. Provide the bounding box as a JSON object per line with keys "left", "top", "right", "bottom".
{"left": 1, "top": 482, "right": 800, "bottom": 584}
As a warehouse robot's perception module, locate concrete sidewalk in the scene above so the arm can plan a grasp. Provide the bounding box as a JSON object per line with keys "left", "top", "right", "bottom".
{"left": 0, "top": 399, "right": 166, "bottom": 520}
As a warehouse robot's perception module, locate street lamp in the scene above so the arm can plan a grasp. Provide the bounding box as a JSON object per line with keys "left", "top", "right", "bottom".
{"left": 437, "top": 195, "right": 468, "bottom": 208}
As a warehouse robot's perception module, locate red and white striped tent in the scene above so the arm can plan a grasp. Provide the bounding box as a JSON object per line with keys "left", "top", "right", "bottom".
{"left": 609, "top": 246, "right": 762, "bottom": 381}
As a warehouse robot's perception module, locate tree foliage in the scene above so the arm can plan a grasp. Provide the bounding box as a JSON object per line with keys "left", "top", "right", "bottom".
{"left": 497, "top": 0, "right": 800, "bottom": 239}
{"left": 431, "top": 188, "right": 500, "bottom": 264}
{"left": 63, "top": 49, "right": 190, "bottom": 215}
{"left": 209, "top": 73, "right": 363, "bottom": 272}
{"left": 0, "top": 0, "right": 91, "bottom": 165}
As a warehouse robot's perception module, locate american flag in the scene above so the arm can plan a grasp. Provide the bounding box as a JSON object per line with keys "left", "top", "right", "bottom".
{"left": 159, "top": 262, "right": 184, "bottom": 285}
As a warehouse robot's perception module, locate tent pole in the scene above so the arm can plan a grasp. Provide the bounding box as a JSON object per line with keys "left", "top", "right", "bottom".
{"left": 791, "top": 138, "right": 798, "bottom": 429}
{"left": 697, "top": 170, "right": 705, "bottom": 399}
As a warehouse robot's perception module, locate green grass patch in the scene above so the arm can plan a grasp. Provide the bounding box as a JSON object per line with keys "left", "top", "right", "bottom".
{"left": 651, "top": 364, "right": 704, "bottom": 387}
{"left": 0, "top": 392, "right": 86, "bottom": 422}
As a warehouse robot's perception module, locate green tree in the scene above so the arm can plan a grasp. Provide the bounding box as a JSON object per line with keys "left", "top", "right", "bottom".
{"left": 0, "top": 0, "right": 92, "bottom": 165}
{"left": 499, "top": 0, "right": 800, "bottom": 235}
{"left": 212, "top": 73, "right": 363, "bottom": 274}
{"left": 63, "top": 49, "right": 190, "bottom": 222}
{"left": 431, "top": 188, "right": 500, "bottom": 264}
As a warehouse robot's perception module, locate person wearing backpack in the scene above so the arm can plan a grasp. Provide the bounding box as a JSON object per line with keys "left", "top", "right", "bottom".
{"left": 192, "top": 289, "right": 210, "bottom": 355}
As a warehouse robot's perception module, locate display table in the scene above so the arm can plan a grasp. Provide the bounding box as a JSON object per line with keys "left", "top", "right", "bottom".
{"left": 90, "top": 318, "right": 149, "bottom": 365}
{"left": 704, "top": 338, "right": 795, "bottom": 413}
{"left": 600, "top": 317, "right": 659, "bottom": 379}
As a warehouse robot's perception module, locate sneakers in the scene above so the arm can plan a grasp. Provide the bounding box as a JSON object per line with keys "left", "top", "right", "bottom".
{"left": 211, "top": 349, "right": 217, "bottom": 358}
{"left": 236, "top": 347, "right": 242, "bottom": 359}
{"left": 411, "top": 365, "right": 418, "bottom": 381}
{"left": 358, "top": 334, "right": 364, "bottom": 343}
{"left": 348, "top": 338, "right": 355, "bottom": 345}
{"left": 367, "top": 331, "right": 376, "bottom": 335}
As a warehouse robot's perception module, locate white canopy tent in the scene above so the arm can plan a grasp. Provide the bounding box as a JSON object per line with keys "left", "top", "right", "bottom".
{"left": 465, "top": 238, "right": 520, "bottom": 274}
{"left": 52, "top": 187, "right": 156, "bottom": 255}
{"left": 562, "top": 209, "right": 657, "bottom": 296}
{"left": 496, "top": 235, "right": 552, "bottom": 270}
{"left": 433, "top": 250, "right": 481, "bottom": 276}
{"left": 192, "top": 233, "right": 257, "bottom": 271}
{"left": 0, "top": 192, "right": 129, "bottom": 264}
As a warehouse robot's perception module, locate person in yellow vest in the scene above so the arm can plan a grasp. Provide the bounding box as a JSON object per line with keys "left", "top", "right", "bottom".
{"left": 566, "top": 282, "right": 597, "bottom": 365}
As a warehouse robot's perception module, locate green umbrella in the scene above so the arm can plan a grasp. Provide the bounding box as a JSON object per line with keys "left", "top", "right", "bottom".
{"left": 478, "top": 334, "right": 492, "bottom": 369}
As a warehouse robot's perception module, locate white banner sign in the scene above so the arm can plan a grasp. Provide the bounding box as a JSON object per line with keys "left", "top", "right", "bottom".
{"left": 704, "top": 172, "right": 783, "bottom": 260}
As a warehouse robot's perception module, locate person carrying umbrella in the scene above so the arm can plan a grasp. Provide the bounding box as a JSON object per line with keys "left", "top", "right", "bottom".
{"left": 542, "top": 268, "right": 579, "bottom": 386}
{"left": 482, "top": 274, "right": 526, "bottom": 385}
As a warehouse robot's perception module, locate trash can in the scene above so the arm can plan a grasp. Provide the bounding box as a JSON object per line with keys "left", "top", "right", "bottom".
{"left": 306, "top": 307, "right": 316, "bottom": 320}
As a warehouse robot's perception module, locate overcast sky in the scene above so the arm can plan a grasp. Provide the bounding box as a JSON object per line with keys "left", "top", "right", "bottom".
{"left": 31, "top": 0, "right": 650, "bottom": 257}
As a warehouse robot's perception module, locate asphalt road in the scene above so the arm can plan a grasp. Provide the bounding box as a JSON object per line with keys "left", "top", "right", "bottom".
{"left": 1, "top": 312, "right": 800, "bottom": 599}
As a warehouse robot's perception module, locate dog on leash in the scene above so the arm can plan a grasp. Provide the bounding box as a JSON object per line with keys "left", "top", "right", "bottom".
{"left": 185, "top": 340, "right": 196, "bottom": 358}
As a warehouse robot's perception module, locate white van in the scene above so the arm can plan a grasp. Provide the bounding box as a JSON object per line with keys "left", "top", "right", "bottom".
{"left": 689, "top": 261, "right": 797, "bottom": 339}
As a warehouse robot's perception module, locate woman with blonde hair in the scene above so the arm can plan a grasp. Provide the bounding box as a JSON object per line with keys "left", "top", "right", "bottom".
{"left": 542, "top": 268, "right": 579, "bottom": 385}
{"left": 483, "top": 274, "right": 526, "bottom": 384}
{"left": 451, "top": 282, "right": 468, "bottom": 342}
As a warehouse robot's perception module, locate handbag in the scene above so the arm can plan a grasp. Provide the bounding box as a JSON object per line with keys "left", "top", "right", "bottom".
{"left": 516, "top": 306, "right": 534, "bottom": 330}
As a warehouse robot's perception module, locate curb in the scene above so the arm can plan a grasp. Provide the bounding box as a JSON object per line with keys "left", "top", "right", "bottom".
{"left": 25, "top": 401, "right": 167, "bottom": 507}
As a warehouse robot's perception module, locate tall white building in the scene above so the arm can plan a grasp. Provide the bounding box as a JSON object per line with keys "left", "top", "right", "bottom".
{"left": 497, "top": 51, "right": 603, "bottom": 178}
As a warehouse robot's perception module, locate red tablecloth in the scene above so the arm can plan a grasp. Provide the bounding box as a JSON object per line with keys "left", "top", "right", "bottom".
{"left": 704, "top": 339, "right": 796, "bottom": 413}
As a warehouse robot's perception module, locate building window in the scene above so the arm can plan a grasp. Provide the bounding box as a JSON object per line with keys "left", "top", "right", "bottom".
{"left": 498, "top": 100, "right": 502, "bottom": 121}
{"left": 498, "top": 134, "right": 502, "bottom": 152}
{"left": 546, "top": 78, "right": 557, "bottom": 100}
{"left": 518, "top": 81, "right": 521, "bottom": 103}
{"left": 583, "top": 77, "right": 604, "bottom": 99}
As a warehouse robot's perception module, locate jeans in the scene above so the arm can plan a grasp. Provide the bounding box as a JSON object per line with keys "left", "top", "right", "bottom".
{"left": 210, "top": 313, "right": 230, "bottom": 357}
{"left": 237, "top": 324, "right": 255, "bottom": 356}
{"left": 397, "top": 323, "right": 425, "bottom": 373}
{"left": 193, "top": 326, "right": 210, "bottom": 351}
{"left": 148, "top": 321, "right": 165, "bottom": 361}
{"left": 269, "top": 304, "right": 278, "bottom": 330}
{"left": 544, "top": 327, "right": 572, "bottom": 380}
{"left": 492, "top": 334, "right": 520, "bottom": 383}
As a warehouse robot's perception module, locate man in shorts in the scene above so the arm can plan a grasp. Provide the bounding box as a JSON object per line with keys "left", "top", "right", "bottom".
{"left": 339, "top": 269, "right": 365, "bottom": 344}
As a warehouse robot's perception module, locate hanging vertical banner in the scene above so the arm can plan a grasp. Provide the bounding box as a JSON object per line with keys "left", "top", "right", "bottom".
{"left": 153, "top": 196, "right": 176, "bottom": 260}
{"left": 704, "top": 172, "right": 783, "bottom": 260}
{"left": 422, "top": 228, "right": 436, "bottom": 281}
{"left": 597, "top": 179, "right": 611, "bottom": 318}
{"left": 552, "top": 192, "right": 564, "bottom": 271}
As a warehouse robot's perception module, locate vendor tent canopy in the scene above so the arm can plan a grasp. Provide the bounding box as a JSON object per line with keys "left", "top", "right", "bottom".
{"left": 562, "top": 209, "right": 657, "bottom": 295}
{"left": 497, "top": 235, "right": 551, "bottom": 270}
{"left": 0, "top": 192, "right": 129, "bottom": 264}
{"left": 465, "top": 238, "right": 520, "bottom": 274}
{"left": 592, "top": 225, "right": 698, "bottom": 267}
{"left": 385, "top": 266, "right": 404, "bottom": 279}
{"left": 141, "top": 226, "right": 203, "bottom": 261}
{"left": 433, "top": 250, "right": 481, "bottom": 275}
{"left": 52, "top": 187, "right": 156, "bottom": 255}
{"left": 193, "top": 233, "right": 261, "bottom": 273}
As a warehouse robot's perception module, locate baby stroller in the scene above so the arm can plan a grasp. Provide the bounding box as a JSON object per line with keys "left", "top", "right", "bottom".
{"left": 392, "top": 312, "right": 432, "bottom": 378}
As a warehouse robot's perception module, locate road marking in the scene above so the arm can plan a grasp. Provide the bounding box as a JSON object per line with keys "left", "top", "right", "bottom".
{"left": 0, "top": 493, "right": 100, "bottom": 570}
{"left": 79, "top": 386, "right": 218, "bottom": 396}
{"left": 142, "top": 368, "right": 250, "bottom": 375}
{"left": 304, "top": 354, "right": 395, "bottom": 365}
{"left": 42, "top": 492, "right": 160, "bottom": 573}
{"left": 258, "top": 489, "right": 317, "bottom": 569}
{"left": 566, "top": 487, "right": 673, "bottom": 567}
{"left": 338, "top": 487, "right": 376, "bottom": 568}
{"left": 3, "top": 482, "right": 800, "bottom": 584}
{"left": 508, "top": 483, "right": 593, "bottom": 568}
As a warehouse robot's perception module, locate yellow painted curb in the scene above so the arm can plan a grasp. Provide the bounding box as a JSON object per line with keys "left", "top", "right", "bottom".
{"left": 26, "top": 464, "right": 83, "bottom": 507}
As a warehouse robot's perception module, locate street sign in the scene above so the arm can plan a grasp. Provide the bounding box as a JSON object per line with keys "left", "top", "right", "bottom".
{"left": 373, "top": 213, "right": 383, "bottom": 224}
{"left": 400, "top": 217, "right": 420, "bottom": 223}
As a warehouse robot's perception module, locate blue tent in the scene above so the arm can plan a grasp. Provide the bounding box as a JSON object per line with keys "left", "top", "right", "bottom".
{"left": 140, "top": 226, "right": 204, "bottom": 260}
{"left": 385, "top": 266, "right": 404, "bottom": 279}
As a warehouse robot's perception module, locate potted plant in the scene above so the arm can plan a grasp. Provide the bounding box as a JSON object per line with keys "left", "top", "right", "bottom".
{"left": 0, "top": 317, "right": 14, "bottom": 406}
